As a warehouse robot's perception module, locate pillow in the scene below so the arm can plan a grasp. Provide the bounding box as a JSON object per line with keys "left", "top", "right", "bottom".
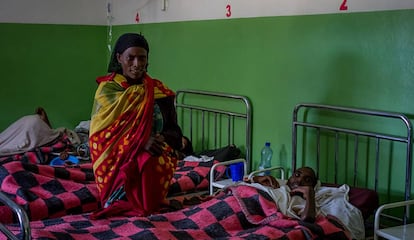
{"left": 322, "top": 183, "right": 378, "bottom": 220}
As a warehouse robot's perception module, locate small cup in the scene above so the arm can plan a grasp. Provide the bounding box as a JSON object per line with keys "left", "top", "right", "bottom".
{"left": 226, "top": 162, "right": 244, "bottom": 182}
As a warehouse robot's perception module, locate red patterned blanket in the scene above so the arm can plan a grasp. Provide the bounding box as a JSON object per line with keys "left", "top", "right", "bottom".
{"left": 168, "top": 160, "right": 226, "bottom": 196}
{"left": 0, "top": 158, "right": 226, "bottom": 224}
{"left": 0, "top": 161, "right": 99, "bottom": 223}
{"left": 0, "top": 136, "right": 71, "bottom": 165}
{"left": 6, "top": 185, "right": 351, "bottom": 240}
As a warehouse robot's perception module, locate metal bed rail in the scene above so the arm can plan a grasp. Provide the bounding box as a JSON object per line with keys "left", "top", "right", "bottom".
{"left": 292, "top": 103, "right": 413, "bottom": 224}
{"left": 175, "top": 89, "right": 252, "bottom": 172}
{"left": 0, "top": 191, "right": 31, "bottom": 240}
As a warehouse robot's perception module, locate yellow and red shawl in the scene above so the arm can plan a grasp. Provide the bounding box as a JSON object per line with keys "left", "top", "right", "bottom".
{"left": 89, "top": 73, "right": 177, "bottom": 217}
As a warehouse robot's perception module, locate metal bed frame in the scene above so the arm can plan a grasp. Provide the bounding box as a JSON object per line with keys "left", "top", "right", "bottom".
{"left": 0, "top": 192, "right": 30, "bottom": 240}
{"left": 175, "top": 89, "right": 253, "bottom": 172}
{"left": 292, "top": 103, "right": 413, "bottom": 234}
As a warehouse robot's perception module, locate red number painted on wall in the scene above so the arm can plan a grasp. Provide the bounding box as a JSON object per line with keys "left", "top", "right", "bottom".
{"left": 135, "top": 12, "right": 140, "bottom": 23}
{"left": 226, "top": 4, "right": 231, "bottom": 17}
{"left": 340, "top": 0, "right": 348, "bottom": 11}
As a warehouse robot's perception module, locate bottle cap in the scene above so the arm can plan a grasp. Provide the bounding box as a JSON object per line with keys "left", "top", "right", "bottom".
{"left": 265, "top": 142, "right": 270, "bottom": 147}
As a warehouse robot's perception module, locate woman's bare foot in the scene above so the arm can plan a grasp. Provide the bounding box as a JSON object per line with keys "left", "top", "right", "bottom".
{"left": 35, "top": 107, "right": 52, "bottom": 128}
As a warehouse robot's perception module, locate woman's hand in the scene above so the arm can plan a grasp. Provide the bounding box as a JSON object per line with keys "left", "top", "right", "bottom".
{"left": 144, "top": 134, "right": 165, "bottom": 156}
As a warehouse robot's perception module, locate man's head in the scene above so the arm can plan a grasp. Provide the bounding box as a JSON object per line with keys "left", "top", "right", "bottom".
{"left": 287, "top": 167, "right": 317, "bottom": 189}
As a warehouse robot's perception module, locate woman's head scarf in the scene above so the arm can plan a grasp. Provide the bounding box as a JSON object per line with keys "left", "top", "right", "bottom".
{"left": 107, "top": 33, "right": 150, "bottom": 73}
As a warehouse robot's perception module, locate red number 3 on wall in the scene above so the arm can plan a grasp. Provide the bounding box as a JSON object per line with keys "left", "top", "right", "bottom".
{"left": 226, "top": 4, "right": 231, "bottom": 17}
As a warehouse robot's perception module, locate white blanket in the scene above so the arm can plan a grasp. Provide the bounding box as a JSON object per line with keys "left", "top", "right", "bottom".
{"left": 0, "top": 115, "right": 62, "bottom": 156}
{"left": 315, "top": 184, "right": 365, "bottom": 240}
{"left": 239, "top": 181, "right": 365, "bottom": 240}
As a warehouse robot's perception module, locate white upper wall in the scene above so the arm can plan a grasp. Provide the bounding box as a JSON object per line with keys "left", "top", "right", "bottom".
{"left": 0, "top": 0, "right": 413, "bottom": 25}
{"left": 0, "top": 0, "right": 107, "bottom": 25}
{"left": 112, "top": 0, "right": 414, "bottom": 25}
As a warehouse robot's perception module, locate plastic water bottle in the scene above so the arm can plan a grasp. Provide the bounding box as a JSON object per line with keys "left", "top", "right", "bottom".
{"left": 258, "top": 142, "right": 273, "bottom": 176}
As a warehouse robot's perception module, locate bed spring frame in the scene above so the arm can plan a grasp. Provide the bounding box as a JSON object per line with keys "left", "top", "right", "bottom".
{"left": 292, "top": 103, "right": 413, "bottom": 224}
{"left": 175, "top": 89, "right": 253, "bottom": 172}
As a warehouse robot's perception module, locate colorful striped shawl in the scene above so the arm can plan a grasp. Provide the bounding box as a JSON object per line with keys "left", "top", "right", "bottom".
{"left": 89, "top": 73, "right": 175, "bottom": 216}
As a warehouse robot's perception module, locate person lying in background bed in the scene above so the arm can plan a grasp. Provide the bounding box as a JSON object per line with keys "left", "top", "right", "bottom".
{"left": 0, "top": 107, "right": 80, "bottom": 158}
{"left": 89, "top": 32, "right": 185, "bottom": 219}
{"left": 243, "top": 167, "right": 365, "bottom": 240}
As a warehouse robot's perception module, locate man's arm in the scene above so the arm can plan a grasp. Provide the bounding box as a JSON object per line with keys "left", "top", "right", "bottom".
{"left": 291, "top": 186, "right": 316, "bottom": 222}
{"left": 245, "top": 175, "right": 280, "bottom": 189}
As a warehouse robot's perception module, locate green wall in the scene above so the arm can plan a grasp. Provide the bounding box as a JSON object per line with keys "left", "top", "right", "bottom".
{"left": 113, "top": 10, "right": 414, "bottom": 171}
{"left": 0, "top": 10, "right": 413, "bottom": 180}
{"left": 0, "top": 23, "right": 107, "bottom": 129}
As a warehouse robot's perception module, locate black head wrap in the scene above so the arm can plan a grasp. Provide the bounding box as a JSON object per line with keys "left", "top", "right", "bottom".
{"left": 107, "top": 33, "right": 150, "bottom": 73}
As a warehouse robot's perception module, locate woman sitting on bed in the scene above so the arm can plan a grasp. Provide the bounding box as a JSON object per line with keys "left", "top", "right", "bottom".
{"left": 245, "top": 167, "right": 365, "bottom": 240}
{"left": 89, "top": 33, "right": 184, "bottom": 218}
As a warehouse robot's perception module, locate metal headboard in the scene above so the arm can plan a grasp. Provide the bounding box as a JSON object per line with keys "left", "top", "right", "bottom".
{"left": 175, "top": 89, "right": 252, "bottom": 172}
{"left": 292, "top": 103, "right": 412, "bottom": 222}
